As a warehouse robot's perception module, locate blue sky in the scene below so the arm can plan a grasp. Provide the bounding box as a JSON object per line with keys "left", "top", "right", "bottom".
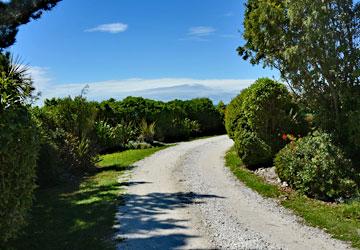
{"left": 10, "top": 0, "right": 278, "bottom": 103}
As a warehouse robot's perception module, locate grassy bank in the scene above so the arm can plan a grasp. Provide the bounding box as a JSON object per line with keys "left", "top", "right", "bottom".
{"left": 8, "top": 146, "right": 167, "bottom": 250}
{"left": 225, "top": 147, "right": 360, "bottom": 249}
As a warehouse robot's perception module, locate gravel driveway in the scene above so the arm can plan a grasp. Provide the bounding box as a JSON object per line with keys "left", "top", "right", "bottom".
{"left": 115, "top": 135, "right": 352, "bottom": 250}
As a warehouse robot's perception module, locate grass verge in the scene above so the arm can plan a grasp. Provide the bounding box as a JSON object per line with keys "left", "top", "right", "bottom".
{"left": 8, "top": 146, "right": 168, "bottom": 250}
{"left": 225, "top": 147, "right": 360, "bottom": 249}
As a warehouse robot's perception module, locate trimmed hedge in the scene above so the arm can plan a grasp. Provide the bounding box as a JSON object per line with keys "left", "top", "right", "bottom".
{"left": 225, "top": 88, "right": 249, "bottom": 139}
{"left": 0, "top": 107, "right": 39, "bottom": 243}
{"left": 226, "top": 78, "right": 305, "bottom": 166}
{"left": 234, "top": 129, "right": 272, "bottom": 166}
{"left": 275, "top": 131, "right": 359, "bottom": 201}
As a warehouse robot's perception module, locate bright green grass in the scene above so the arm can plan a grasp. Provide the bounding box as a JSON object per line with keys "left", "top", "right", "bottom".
{"left": 225, "top": 147, "right": 360, "bottom": 249}
{"left": 8, "top": 146, "right": 167, "bottom": 250}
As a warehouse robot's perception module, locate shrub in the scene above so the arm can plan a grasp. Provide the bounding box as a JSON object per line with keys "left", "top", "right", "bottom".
{"left": 61, "top": 132, "right": 98, "bottom": 173}
{"left": 0, "top": 107, "right": 39, "bottom": 243}
{"left": 112, "top": 123, "right": 136, "bottom": 148}
{"left": 95, "top": 121, "right": 136, "bottom": 152}
{"left": 183, "top": 118, "right": 200, "bottom": 136}
{"left": 95, "top": 121, "right": 114, "bottom": 150}
{"left": 41, "top": 96, "right": 99, "bottom": 173}
{"left": 36, "top": 138, "right": 62, "bottom": 187}
{"left": 345, "top": 110, "right": 360, "bottom": 169}
{"left": 275, "top": 131, "right": 359, "bottom": 200}
{"left": 226, "top": 78, "right": 306, "bottom": 166}
{"left": 183, "top": 98, "right": 225, "bottom": 135}
{"left": 98, "top": 96, "right": 225, "bottom": 142}
{"left": 138, "top": 119, "right": 156, "bottom": 144}
{"left": 225, "top": 88, "right": 249, "bottom": 139}
{"left": 155, "top": 105, "right": 191, "bottom": 142}
{"left": 234, "top": 129, "right": 272, "bottom": 167}
{"left": 0, "top": 55, "right": 39, "bottom": 244}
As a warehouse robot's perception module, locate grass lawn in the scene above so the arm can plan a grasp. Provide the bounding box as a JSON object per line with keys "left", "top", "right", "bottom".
{"left": 226, "top": 147, "right": 360, "bottom": 249}
{"left": 8, "top": 146, "right": 167, "bottom": 250}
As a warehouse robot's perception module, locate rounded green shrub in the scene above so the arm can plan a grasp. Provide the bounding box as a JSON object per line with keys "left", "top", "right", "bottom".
{"left": 225, "top": 88, "right": 249, "bottom": 139}
{"left": 226, "top": 78, "right": 306, "bottom": 166}
{"left": 275, "top": 131, "right": 359, "bottom": 200}
{"left": 0, "top": 107, "right": 39, "bottom": 243}
{"left": 234, "top": 129, "right": 272, "bottom": 166}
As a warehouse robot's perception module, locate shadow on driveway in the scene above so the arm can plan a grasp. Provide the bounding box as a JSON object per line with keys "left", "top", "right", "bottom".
{"left": 116, "top": 189, "right": 224, "bottom": 249}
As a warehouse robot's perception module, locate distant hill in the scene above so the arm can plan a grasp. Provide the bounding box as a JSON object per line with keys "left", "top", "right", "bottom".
{"left": 110, "top": 84, "right": 237, "bottom": 104}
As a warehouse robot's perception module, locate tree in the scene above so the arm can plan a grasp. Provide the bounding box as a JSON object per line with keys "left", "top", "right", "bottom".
{"left": 0, "top": 0, "right": 61, "bottom": 50}
{"left": 239, "top": 0, "right": 360, "bottom": 150}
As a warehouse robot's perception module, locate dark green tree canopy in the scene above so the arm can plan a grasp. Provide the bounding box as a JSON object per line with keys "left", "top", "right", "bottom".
{"left": 0, "top": 0, "right": 61, "bottom": 50}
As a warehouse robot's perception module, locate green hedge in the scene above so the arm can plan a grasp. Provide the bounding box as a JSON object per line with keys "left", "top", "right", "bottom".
{"left": 225, "top": 89, "right": 249, "bottom": 139}
{"left": 226, "top": 78, "right": 305, "bottom": 166}
{"left": 234, "top": 129, "right": 272, "bottom": 166}
{"left": 0, "top": 107, "right": 39, "bottom": 244}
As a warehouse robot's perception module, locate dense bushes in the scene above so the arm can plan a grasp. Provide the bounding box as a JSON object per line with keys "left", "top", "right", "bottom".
{"left": 0, "top": 55, "right": 39, "bottom": 244}
{"left": 95, "top": 121, "right": 136, "bottom": 153}
{"left": 226, "top": 78, "right": 305, "bottom": 167}
{"left": 275, "top": 132, "right": 359, "bottom": 200}
{"left": 225, "top": 89, "right": 248, "bottom": 139}
{"left": 98, "top": 96, "right": 224, "bottom": 142}
{"left": 0, "top": 108, "right": 39, "bottom": 243}
{"left": 33, "top": 95, "right": 225, "bottom": 184}
{"left": 35, "top": 96, "right": 99, "bottom": 176}
{"left": 227, "top": 78, "right": 359, "bottom": 201}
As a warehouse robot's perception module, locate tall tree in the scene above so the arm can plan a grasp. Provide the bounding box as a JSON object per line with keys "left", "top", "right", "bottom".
{"left": 0, "top": 0, "right": 61, "bottom": 50}
{"left": 239, "top": 0, "right": 360, "bottom": 150}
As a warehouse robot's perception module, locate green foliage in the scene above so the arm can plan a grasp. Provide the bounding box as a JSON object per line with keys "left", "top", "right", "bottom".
{"left": 234, "top": 130, "right": 272, "bottom": 167}
{"left": 225, "top": 89, "right": 249, "bottom": 139}
{"left": 0, "top": 107, "right": 39, "bottom": 244}
{"left": 36, "top": 138, "right": 62, "bottom": 187}
{"left": 0, "top": 53, "right": 35, "bottom": 109}
{"left": 182, "top": 98, "right": 225, "bottom": 135}
{"left": 98, "top": 96, "right": 224, "bottom": 142}
{"left": 0, "top": 53, "right": 39, "bottom": 244}
{"left": 0, "top": 0, "right": 61, "bottom": 49}
{"left": 275, "top": 131, "right": 359, "bottom": 200}
{"left": 138, "top": 119, "right": 156, "bottom": 144}
{"left": 7, "top": 147, "right": 167, "bottom": 250}
{"left": 345, "top": 109, "right": 360, "bottom": 166}
{"left": 239, "top": 0, "right": 360, "bottom": 161}
{"left": 36, "top": 96, "right": 99, "bottom": 175}
{"left": 94, "top": 121, "right": 114, "bottom": 150}
{"left": 95, "top": 121, "right": 136, "bottom": 152}
{"left": 227, "top": 78, "right": 305, "bottom": 166}
{"left": 243, "top": 78, "right": 305, "bottom": 153}
{"left": 43, "top": 96, "right": 98, "bottom": 141}
{"left": 216, "top": 100, "right": 226, "bottom": 125}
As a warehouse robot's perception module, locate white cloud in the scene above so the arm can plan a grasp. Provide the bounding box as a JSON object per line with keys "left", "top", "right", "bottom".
{"left": 29, "top": 69, "right": 255, "bottom": 104}
{"left": 188, "top": 26, "right": 216, "bottom": 37}
{"left": 27, "top": 66, "right": 52, "bottom": 93}
{"left": 85, "top": 22, "right": 128, "bottom": 34}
